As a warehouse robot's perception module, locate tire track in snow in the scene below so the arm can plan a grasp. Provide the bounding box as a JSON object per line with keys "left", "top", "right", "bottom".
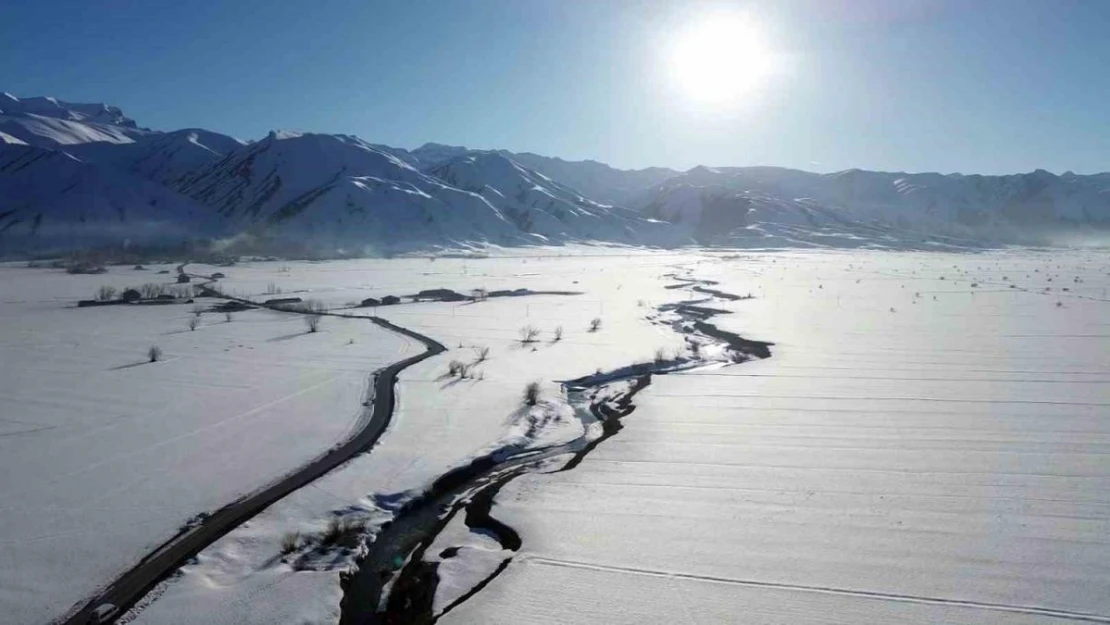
{"left": 525, "top": 556, "right": 1110, "bottom": 623}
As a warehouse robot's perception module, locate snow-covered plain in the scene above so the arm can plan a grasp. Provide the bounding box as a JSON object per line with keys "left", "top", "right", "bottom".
{"left": 5, "top": 248, "right": 1108, "bottom": 625}
{"left": 129, "top": 248, "right": 702, "bottom": 624}
{"left": 447, "top": 249, "right": 1110, "bottom": 624}
{"left": 0, "top": 265, "right": 415, "bottom": 624}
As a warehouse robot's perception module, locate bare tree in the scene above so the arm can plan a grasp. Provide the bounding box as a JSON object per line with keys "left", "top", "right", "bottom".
{"left": 148, "top": 345, "right": 163, "bottom": 362}
{"left": 553, "top": 325, "right": 564, "bottom": 341}
{"left": 654, "top": 347, "right": 667, "bottom": 363}
{"left": 188, "top": 317, "right": 200, "bottom": 331}
{"left": 305, "top": 314, "right": 322, "bottom": 333}
{"left": 589, "top": 317, "right": 602, "bottom": 332}
{"left": 519, "top": 325, "right": 540, "bottom": 343}
{"left": 96, "top": 285, "right": 117, "bottom": 301}
{"left": 140, "top": 283, "right": 165, "bottom": 299}
{"left": 191, "top": 304, "right": 205, "bottom": 317}
{"left": 474, "top": 346, "right": 490, "bottom": 362}
{"left": 225, "top": 311, "right": 234, "bottom": 322}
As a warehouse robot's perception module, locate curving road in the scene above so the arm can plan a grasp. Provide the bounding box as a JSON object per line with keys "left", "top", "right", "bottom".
{"left": 59, "top": 304, "right": 445, "bottom": 625}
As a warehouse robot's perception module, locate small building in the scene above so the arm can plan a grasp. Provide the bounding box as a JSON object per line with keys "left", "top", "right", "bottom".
{"left": 133, "top": 265, "right": 145, "bottom": 270}
{"left": 121, "top": 288, "right": 142, "bottom": 302}
{"left": 211, "top": 272, "right": 226, "bottom": 279}
{"left": 360, "top": 297, "right": 381, "bottom": 307}
{"left": 213, "top": 301, "right": 254, "bottom": 312}
{"left": 264, "top": 297, "right": 303, "bottom": 306}
{"left": 414, "top": 288, "right": 467, "bottom": 302}
{"left": 381, "top": 295, "right": 401, "bottom": 305}
{"left": 66, "top": 263, "right": 107, "bottom": 275}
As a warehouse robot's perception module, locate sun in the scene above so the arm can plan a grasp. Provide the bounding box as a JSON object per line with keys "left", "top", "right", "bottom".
{"left": 668, "top": 14, "right": 776, "bottom": 105}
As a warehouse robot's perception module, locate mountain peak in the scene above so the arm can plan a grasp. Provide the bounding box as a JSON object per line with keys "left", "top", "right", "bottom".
{"left": 416, "top": 141, "right": 466, "bottom": 151}
{"left": 0, "top": 93, "right": 137, "bottom": 128}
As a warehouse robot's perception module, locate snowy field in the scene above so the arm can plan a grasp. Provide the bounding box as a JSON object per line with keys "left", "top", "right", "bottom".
{"left": 130, "top": 249, "right": 703, "bottom": 624}
{"left": 0, "top": 264, "right": 414, "bottom": 624}
{"left": 3, "top": 247, "right": 1108, "bottom": 624}
{"left": 447, "top": 249, "right": 1110, "bottom": 624}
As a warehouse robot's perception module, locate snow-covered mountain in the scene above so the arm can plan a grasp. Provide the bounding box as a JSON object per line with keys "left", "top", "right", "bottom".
{"left": 428, "top": 151, "right": 675, "bottom": 245}
{"left": 638, "top": 166, "right": 1110, "bottom": 248}
{"left": 174, "top": 131, "right": 527, "bottom": 251}
{"left": 500, "top": 152, "right": 678, "bottom": 206}
{"left": 0, "top": 95, "right": 246, "bottom": 253}
{"left": 2, "top": 91, "right": 1110, "bottom": 256}
{"left": 380, "top": 143, "right": 678, "bottom": 206}
{"left": 67, "top": 129, "right": 247, "bottom": 186}
{"left": 0, "top": 142, "right": 218, "bottom": 253}
{"left": 0, "top": 93, "right": 138, "bottom": 128}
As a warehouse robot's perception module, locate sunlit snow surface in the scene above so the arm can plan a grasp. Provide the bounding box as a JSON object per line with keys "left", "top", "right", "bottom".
{"left": 0, "top": 265, "right": 413, "bottom": 624}
{"left": 4, "top": 247, "right": 1108, "bottom": 624}
{"left": 446, "top": 249, "right": 1110, "bottom": 624}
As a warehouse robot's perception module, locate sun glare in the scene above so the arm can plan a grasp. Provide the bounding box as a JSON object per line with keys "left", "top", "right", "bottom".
{"left": 668, "top": 14, "right": 776, "bottom": 106}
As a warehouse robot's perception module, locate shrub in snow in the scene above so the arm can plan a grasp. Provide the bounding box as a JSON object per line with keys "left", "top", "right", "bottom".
{"left": 188, "top": 317, "right": 200, "bottom": 331}
{"left": 191, "top": 305, "right": 205, "bottom": 317}
{"left": 305, "top": 314, "right": 322, "bottom": 333}
{"left": 520, "top": 325, "right": 540, "bottom": 343}
{"left": 654, "top": 347, "right": 667, "bottom": 363}
{"left": 225, "top": 312, "right": 234, "bottom": 322}
{"left": 95, "top": 285, "right": 117, "bottom": 301}
{"left": 448, "top": 360, "right": 464, "bottom": 376}
{"left": 553, "top": 325, "right": 564, "bottom": 341}
{"left": 474, "top": 346, "right": 490, "bottom": 362}
{"left": 523, "top": 381, "right": 541, "bottom": 406}
{"left": 148, "top": 345, "right": 163, "bottom": 362}
{"left": 322, "top": 517, "right": 366, "bottom": 548}
{"left": 280, "top": 532, "right": 301, "bottom": 554}
{"left": 589, "top": 317, "right": 602, "bottom": 332}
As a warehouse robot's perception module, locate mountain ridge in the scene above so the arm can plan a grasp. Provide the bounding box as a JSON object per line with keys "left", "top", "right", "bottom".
{"left": 2, "top": 92, "right": 1108, "bottom": 256}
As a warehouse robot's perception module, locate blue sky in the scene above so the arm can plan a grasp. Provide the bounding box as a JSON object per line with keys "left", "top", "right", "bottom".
{"left": 3, "top": 0, "right": 1109, "bottom": 174}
